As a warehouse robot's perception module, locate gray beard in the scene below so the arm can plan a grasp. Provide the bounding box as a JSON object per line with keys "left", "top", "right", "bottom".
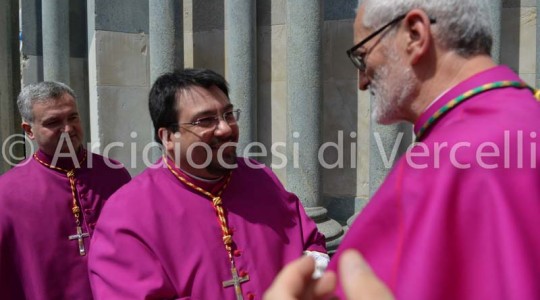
{"left": 370, "top": 46, "right": 416, "bottom": 124}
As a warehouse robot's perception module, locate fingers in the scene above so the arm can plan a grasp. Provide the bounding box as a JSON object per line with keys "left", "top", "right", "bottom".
{"left": 263, "top": 255, "right": 316, "bottom": 300}
{"left": 339, "top": 250, "right": 394, "bottom": 300}
{"left": 264, "top": 250, "right": 394, "bottom": 300}
{"left": 312, "top": 271, "right": 337, "bottom": 299}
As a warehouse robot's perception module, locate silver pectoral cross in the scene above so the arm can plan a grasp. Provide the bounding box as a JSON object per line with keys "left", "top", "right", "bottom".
{"left": 68, "top": 226, "right": 90, "bottom": 256}
{"left": 222, "top": 266, "right": 250, "bottom": 300}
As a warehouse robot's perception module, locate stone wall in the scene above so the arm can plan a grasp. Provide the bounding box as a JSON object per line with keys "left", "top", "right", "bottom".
{"left": 88, "top": 0, "right": 152, "bottom": 174}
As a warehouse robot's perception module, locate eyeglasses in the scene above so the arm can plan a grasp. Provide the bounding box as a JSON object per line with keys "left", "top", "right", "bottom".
{"left": 178, "top": 109, "right": 241, "bottom": 129}
{"left": 346, "top": 14, "right": 436, "bottom": 72}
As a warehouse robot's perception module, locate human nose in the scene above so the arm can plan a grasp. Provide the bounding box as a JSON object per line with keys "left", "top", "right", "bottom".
{"left": 61, "top": 122, "right": 74, "bottom": 133}
{"left": 213, "top": 118, "right": 233, "bottom": 136}
{"left": 358, "top": 70, "right": 370, "bottom": 90}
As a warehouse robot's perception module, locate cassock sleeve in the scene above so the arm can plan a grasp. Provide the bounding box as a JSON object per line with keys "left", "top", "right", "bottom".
{"left": 293, "top": 193, "right": 327, "bottom": 254}
{"left": 254, "top": 159, "right": 328, "bottom": 255}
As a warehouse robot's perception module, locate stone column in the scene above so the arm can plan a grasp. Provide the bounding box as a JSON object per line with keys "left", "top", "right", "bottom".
{"left": 149, "top": 0, "right": 183, "bottom": 161}
{"left": 42, "top": 0, "right": 70, "bottom": 83}
{"left": 286, "top": 0, "right": 343, "bottom": 253}
{"left": 0, "top": 0, "right": 22, "bottom": 174}
{"left": 349, "top": 90, "right": 371, "bottom": 228}
{"left": 490, "top": 0, "right": 502, "bottom": 63}
{"left": 149, "top": 0, "right": 183, "bottom": 83}
{"left": 225, "top": 0, "right": 257, "bottom": 153}
{"left": 347, "top": 98, "right": 412, "bottom": 227}
{"left": 369, "top": 117, "right": 412, "bottom": 197}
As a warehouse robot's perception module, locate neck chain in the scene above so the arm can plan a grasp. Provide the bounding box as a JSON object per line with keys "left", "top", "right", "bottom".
{"left": 416, "top": 81, "right": 538, "bottom": 141}
{"left": 33, "top": 151, "right": 90, "bottom": 256}
{"left": 164, "top": 157, "right": 249, "bottom": 299}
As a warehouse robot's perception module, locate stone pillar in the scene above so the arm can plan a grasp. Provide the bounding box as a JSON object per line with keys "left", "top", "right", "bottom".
{"left": 42, "top": 0, "right": 70, "bottom": 83}
{"left": 369, "top": 117, "right": 412, "bottom": 197}
{"left": 347, "top": 98, "right": 413, "bottom": 227}
{"left": 0, "top": 0, "right": 22, "bottom": 174}
{"left": 22, "top": 0, "right": 89, "bottom": 147}
{"left": 349, "top": 90, "right": 370, "bottom": 227}
{"left": 68, "top": 0, "right": 91, "bottom": 146}
{"left": 149, "top": 0, "right": 183, "bottom": 83}
{"left": 225, "top": 0, "right": 257, "bottom": 153}
{"left": 490, "top": 0, "right": 502, "bottom": 63}
{"left": 149, "top": 0, "right": 183, "bottom": 161}
{"left": 286, "top": 0, "right": 343, "bottom": 253}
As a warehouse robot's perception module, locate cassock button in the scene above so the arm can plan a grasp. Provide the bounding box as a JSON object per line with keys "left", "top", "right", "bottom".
{"left": 233, "top": 250, "right": 242, "bottom": 257}
{"left": 84, "top": 208, "right": 92, "bottom": 215}
{"left": 247, "top": 292, "right": 255, "bottom": 300}
{"left": 239, "top": 270, "right": 248, "bottom": 277}
{"left": 89, "top": 222, "right": 96, "bottom": 229}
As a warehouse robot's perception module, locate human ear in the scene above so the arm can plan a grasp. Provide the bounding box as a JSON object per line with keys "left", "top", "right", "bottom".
{"left": 22, "top": 122, "right": 35, "bottom": 140}
{"left": 158, "top": 127, "right": 178, "bottom": 152}
{"left": 403, "top": 9, "right": 433, "bottom": 65}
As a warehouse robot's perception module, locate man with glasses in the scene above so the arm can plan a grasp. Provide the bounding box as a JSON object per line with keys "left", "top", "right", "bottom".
{"left": 88, "top": 68, "right": 328, "bottom": 299}
{"left": 266, "top": 0, "right": 540, "bottom": 299}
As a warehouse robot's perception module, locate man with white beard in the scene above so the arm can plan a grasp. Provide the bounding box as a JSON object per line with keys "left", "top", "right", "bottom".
{"left": 264, "top": 0, "right": 540, "bottom": 299}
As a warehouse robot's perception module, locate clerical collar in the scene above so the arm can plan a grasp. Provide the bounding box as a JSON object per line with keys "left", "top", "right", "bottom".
{"left": 179, "top": 168, "right": 223, "bottom": 183}
{"left": 163, "top": 156, "right": 223, "bottom": 183}
{"left": 34, "top": 147, "right": 86, "bottom": 171}
{"left": 421, "top": 87, "right": 451, "bottom": 114}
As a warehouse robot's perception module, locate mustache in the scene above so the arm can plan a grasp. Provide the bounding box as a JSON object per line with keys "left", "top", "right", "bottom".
{"left": 209, "top": 137, "right": 237, "bottom": 148}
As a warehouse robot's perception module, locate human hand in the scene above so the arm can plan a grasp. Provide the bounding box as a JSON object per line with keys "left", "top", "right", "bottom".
{"left": 263, "top": 255, "right": 337, "bottom": 300}
{"left": 263, "top": 249, "right": 394, "bottom": 300}
{"left": 338, "top": 250, "right": 394, "bottom": 300}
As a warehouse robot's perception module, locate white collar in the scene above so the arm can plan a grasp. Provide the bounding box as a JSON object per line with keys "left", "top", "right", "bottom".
{"left": 179, "top": 167, "right": 223, "bottom": 183}
{"left": 422, "top": 87, "right": 451, "bottom": 113}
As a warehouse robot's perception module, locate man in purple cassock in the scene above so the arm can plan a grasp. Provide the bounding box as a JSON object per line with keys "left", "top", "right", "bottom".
{"left": 0, "top": 81, "right": 131, "bottom": 300}
{"left": 265, "top": 0, "right": 540, "bottom": 299}
{"left": 88, "top": 68, "right": 328, "bottom": 299}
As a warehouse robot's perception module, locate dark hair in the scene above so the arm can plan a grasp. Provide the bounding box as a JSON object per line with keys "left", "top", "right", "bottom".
{"left": 148, "top": 68, "right": 230, "bottom": 144}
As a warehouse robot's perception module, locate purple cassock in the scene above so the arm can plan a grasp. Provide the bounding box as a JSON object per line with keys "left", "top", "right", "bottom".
{"left": 0, "top": 149, "right": 131, "bottom": 300}
{"left": 88, "top": 157, "right": 326, "bottom": 299}
{"left": 329, "top": 66, "right": 540, "bottom": 299}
